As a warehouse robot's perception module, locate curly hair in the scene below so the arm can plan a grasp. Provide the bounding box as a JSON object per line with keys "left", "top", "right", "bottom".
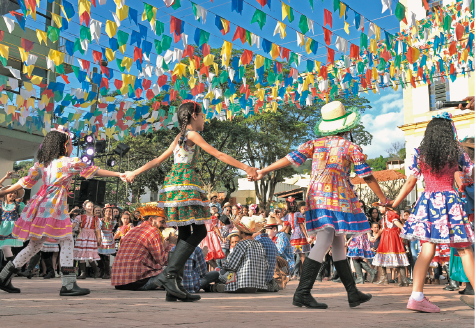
{"left": 419, "top": 118, "right": 462, "bottom": 175}
{"left": 286, "top": 199, "right": 299, "bottom": 214}
{"left": 37, "top": 131, "right": 70, "bottom": 166}
{"left": 177, "top": 101, "right": 202, "bottom": 146}
{"left": 461, "top": 137, "right": 474, "bottom": 161}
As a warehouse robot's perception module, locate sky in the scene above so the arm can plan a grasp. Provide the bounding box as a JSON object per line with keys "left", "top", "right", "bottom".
{"left": 13, "top": 0, "right": 408, "bottom": 159}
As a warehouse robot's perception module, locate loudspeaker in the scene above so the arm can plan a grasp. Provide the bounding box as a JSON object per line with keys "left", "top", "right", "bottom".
{"left": 77, "top": 179, "right": 107, "bottom": 206}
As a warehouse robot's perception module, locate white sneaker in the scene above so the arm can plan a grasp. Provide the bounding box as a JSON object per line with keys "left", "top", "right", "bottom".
{"left": 439, "top": 275, "right": 446, "bottom": 280}
{"left": 55, "top": 271, "right": 60, "bottom": 278}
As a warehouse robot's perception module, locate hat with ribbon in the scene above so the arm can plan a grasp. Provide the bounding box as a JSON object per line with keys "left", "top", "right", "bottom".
{"left": 0, "top": 185, "right": 25, "bottom": 199}
{"left": 136, "top": 205, "right": 166, "bottom": 218}
{"left": 314, "top": 101, "right": 361, "bottom": 136}
{"left": 265, "top": 216, "right": 279, "bottom": 228}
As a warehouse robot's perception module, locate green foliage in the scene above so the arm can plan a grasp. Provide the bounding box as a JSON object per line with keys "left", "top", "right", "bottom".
{"left": 367, "top": 155, "right": 389, "bottom": 171}
{"left": 12, "top": 160, "right": 34, "bottom": 184}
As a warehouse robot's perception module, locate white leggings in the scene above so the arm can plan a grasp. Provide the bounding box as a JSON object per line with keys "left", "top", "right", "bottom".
{"left": 13, "top": 237, "right": 74, "bottom": 269}
{"left": 1, "top": 246, "right": 14, "bottom": 259}
{"left": 308, "top": 228, "right": 347, "bottom": 262}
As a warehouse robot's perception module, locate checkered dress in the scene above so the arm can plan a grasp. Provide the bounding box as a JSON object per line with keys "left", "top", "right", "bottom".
{"left": 111, "top": 221, "right": 171, "bottom": 286}
{"left": 182, "top": 246, "right": 208, "bottom": 293}
{"left": 222, "top": 239, "right": 268, "bottom": 292}
{"left": 254, "top": 233, "right": 277, "bottom": 283}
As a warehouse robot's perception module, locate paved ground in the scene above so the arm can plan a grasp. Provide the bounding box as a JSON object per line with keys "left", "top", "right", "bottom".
{"left": 0, "top": 277, "right": 473, "bottom": 328}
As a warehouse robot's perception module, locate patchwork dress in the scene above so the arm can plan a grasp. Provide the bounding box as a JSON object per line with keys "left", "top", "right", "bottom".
{"left": 283, "top": 212, "right": 311, "bottom": 254}
{"left": 347, "top": 234, "right": 375, "bottom": 259}
{"left": 158, "top": 131, "right": 210, "bottom": 226}
{"left": 0, "top": 203, "right": 23, "bottom": 247}
{"left": 285, "top": 136, "right": 372, "bottom": 236}
{"left": 13, "top": 157, "right": 98, "bottom": 241}
{"left": 400, "top": 149, "right": 474, "bottom": 247}
{"left": 98, "top": 219, "right": 116, "bottom": 255}
{"left": 73, "top": 214, "right": 101, "bottom": 261}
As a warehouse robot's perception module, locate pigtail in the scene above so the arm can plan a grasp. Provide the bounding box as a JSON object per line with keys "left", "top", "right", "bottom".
{"left": 177, "top": 101, "right": 202, "bottom": 146}
{"left": 178, "top": 110, "right": 190, "bottom": 146}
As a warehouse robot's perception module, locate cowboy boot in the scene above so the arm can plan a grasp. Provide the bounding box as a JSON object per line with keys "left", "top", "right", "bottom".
{"left": 353, "top": 259, "right": 365, "bottom": 284}
{"left": 0, "top": 260, "right": 21, "bottom": 293}
{"left": 157, "top": 240, "right": 195, "bottom": 299}
{"left": 375, "top": 267, "right": 389, "bottom": 285}
{"left": 59, "top": 267, "right": 90, "bottom": 296}
{"left": 443, "top": 265, "right": 459, "bottom": 291}
{"left": 360, "top": 261, "right": 378, "bottom": 283}
{"left": 102, "top": 257, "right": 111, "bottom": 279}
{"left": 90, "top": 262, "right": 101, "bottom": 279}
{"left": 292, "top": 258, "right": 328, "bottom": 309}
{"left": 459, "top": 282, "right": 474, "bottom": 295}
{"left": 77, "top": 263, "right": 87, "bottom": 279}
{"left": 166, "top": 251, "right": 201, "bottom": 302}
{"left": 335, "top": 260, "right": 372, "bottom": 308}
{"left": 398, "top": 267, "right": 409, "bottom": 287}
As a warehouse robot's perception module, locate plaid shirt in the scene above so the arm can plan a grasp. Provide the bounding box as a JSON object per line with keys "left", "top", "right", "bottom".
{"left": 254, "top": 233, "right": 277, "bottom": 283}
{"left": 111, "top": 221, "right": 170, "bottom": 286}
{"left": 273, "top": 232, "right": 295, "bottom": 274}
{"left": 223, "top": 239, "right": 268, "bottom": 292}
{"left": 182, "top": 246, "right": 208, "bottom": 293}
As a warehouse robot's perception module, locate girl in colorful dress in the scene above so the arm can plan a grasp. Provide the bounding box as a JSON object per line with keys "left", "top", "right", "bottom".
{"left": 113, "top": 211, "right": 133, "bottom": 249}
{"left": 284, "top": 199, "right": 311, "bottom": 280}
{"left": 0, "top": 186, "right": 24, "bottom": 272}
{"left": 98, "top": 204, "right": 116, "bottom": 280}
{"left": 391, "top": 114, "right": 474, "bottom": 312}
{"left": 253, "top": 101, "right": 388, "bottom": 309}
{"left": 200, "top": 205, "right": 225, "bottom": 269}
{"left": 125, "top": 100, "right": 257, "bottom": 302}
{"left": 347, "top": 231, "right": 378, "bottom": 284}
{"left": 371, "top": 203, "right": 410, "bottom": 287}
{"left": 73, "top": 200, "right": 101, "bottom": 279}
{"left": 0, "top": 126, "right": 125, "bottom": 296}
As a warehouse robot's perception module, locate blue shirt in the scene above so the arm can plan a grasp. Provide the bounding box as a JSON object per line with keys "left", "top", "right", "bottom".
{"left": 255, "top": 233, "right": 277, "bottom": 283}
{"left": 175, "top": 246, "right": 208, "bottom": 293}
{"left": 274, "top": 232, "right": 295, "bottom": 274}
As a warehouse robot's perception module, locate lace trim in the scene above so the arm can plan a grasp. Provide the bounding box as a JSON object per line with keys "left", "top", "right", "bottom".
{"left": 167, "top": 218, "right": 208, "bottom": 227}
{"left": 307, "top": 224, "right": 371, "bottom": 237}
{"left": 399, "top": 233, "right": 475, "bottom": 244}
{"left": 157, "top": 200, "right": 209, "bottom": 208}
{"left": 159, "top": 185, "right": 206, "bottom": 193}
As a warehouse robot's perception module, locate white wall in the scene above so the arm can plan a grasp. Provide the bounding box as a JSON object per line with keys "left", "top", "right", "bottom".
{"left": 412, "top": 85, "right": 430, "bottom": 116}
{"left": 449, "top": 75, "right": 469, "bottom": 102}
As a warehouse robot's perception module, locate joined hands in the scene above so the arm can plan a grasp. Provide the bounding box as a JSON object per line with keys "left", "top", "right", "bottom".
{"left": 247, "top": 169, "right": 266, "bottom": 182}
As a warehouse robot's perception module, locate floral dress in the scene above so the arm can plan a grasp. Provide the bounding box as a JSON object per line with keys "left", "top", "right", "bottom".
{"left": 286, "top": 136, "right": 372, "bottom": 236}
{"left": 14, "top": 157, "right": 98, "bottom": 241}
{"left": 283, "top": 212, "right": 311, "bottom": 254}
{"left": 0, "top": 202, "right": 23, "bottom": 247}
{"left": 73, "top": 215, "right": 101, "bottom": 261}
{"left": 372, "top": 211, "right": 409, "bottom": 267}
{"left": 98, "top": 219, "right": 117, "bottom": 255}
{"left": 158, "top": 131, "right": 210, "bottom": 226}
{"left": 400, "top": 149, "right": 474, "bottom": 247}
{"left": 347, "top": 234, "right": 375, "bottom": 259}
{"left": 199, "top": 217, "right": 225, "bottom": 261}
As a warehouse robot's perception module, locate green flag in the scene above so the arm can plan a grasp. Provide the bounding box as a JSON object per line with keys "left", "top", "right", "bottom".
{"left": 80, "top": 25, "right": 91, "bottom": 42}
{"left": 117, "top": 30, "right": 129, "bottom": 47}
{"left": 154, "top": 39, "right": 162, "bottom": 54}
{"left": 161, "top": 35, "right": 172, "bottom": 51}
{"left": 250, "top": 9, "right": 266, "bottom": 30}
{"left": 299, "top": 15, "right": 309, "bottom": 35}
{"left": 199, "top": 30, "right": 210, "bottom": 46}
{"left": 395, "top": 2, "right": 406, "bottom": 22}
{"left": 360, "top": 33, "right": 368, "bottom": 49}
{"left": 245, "top": 30, "right": 252, "bottom": 46}
{"left": 116, "top": 58, "right": 125, "bottom": 72}
{"left": 47, "top": 26, "right": 60, "bottom": 43}
{"left": 74, "top": 38, "right": 84, "bottom": 55}
{"left": 156, "top": 21, "right": 165, "bottom": 36}
{"left": 333, "top": 0, "right": 340, "bottom": 12}
{"left": 309, "top": 0, "right": 314, "bottom": 11}
{"left": 144, "top": 3, "right": 154, "bottom": 21}
{"left": 171, "top": 0, "right": 181, "bottom": 10}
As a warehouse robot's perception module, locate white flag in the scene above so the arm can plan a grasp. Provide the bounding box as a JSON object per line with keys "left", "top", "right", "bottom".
{"left": 335, "top": 36, "right": 348, "bottom": 53}
{"left": 90, "top": 19, "right": 102, "bottom": 44}
{"left": 3, "top": 17, "right": 15, "bottom": 33}
{"left": 381, "top": 0, "right": 392, "bottom": 15}
{"left": 296, "top": 32, "right": 305, "bottom": 47}
{"left": 111, "top": 11, "right": 121, "bottom": 27}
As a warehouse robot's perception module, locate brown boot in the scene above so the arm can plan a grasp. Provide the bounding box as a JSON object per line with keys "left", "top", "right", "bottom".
{"left": 90, "top": 262, "right": 101, "bottom": 279}
{"left": 398, "top": 267, "right": 409, "bottom": 287}
{"left": 375, "top": 267, "right": 389, "bottom": 285}
{"left": 102, "top": 256, "right": 111, "bottom": 280}
{"left": 77, "top": 263, "right": 87, "bottom": 280}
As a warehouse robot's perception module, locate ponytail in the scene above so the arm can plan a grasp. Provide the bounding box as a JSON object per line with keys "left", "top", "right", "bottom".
{"left": 177, "top": 101, "right": 202, "bottom": 146}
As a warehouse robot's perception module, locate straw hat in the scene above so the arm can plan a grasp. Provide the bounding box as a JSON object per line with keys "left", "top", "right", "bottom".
{"left": 232, "top": 216, "right": 264, "bottom": 234}
{"left": 208, "top": 192, "right": 218, "bottom": 200}
{"left": 314, "top": 101, "right": 360, "bottom": 136}
{"left": 0, "top": 185, "right": 25, "bottom": 199}
{"left": 136, "top": 205, "right": 166, "bottom": 218}
{"left": 265, "top": 216, "right": 279, "bottom": 228}
{"left": 161, "top": 227, "right": 176, "bottom": 237}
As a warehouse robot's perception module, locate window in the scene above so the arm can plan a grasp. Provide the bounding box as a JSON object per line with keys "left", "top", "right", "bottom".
{"left": 429, "top": 76, "right": 450, "bottom": 111}
{"left": 150, "top": 191, "right": 158, "bottom": 202}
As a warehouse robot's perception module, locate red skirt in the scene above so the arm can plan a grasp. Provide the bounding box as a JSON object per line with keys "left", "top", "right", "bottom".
{"left": 377, "top": 227, "right": 406, "bottom": 254}
{"left": 199, "top": 231, "right": 225, "bottom": 262}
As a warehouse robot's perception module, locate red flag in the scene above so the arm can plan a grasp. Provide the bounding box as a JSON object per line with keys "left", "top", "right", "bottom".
{"left": 323, "top": 27, "right": 332, "bottom": 45}
{"left": 183, "top": 45, "right": 194, "bottom": 59}
{"left": 134, "top": 47, "right": 143, "bottom": 63}
{"left": 448, "top": 41, "right": 457, "bottom": 56}
{"left": 365, "top": 69, "right": 372, "bottom": 86}
{"left": 406, "top": 47, "right": 413, "bottom": 63}
{"left": 275, "top": 62, "right": 283, "bottom": 73}
{"left": 455, "top": 23, "right": 464, "bottom": 41}
{"left": 422, "top": 0, "right": 429, "bottom": 10}
{"left": 232, "top": 26, "right": 246, "bottom": 44}
{"left": 157, "top": 75, "right": 168, "bottom": 87}
{"left": 0, "top": 31, "right": 3, "bottom": 42}
{"left": 92, "top": 50, "right": 102, "bottom": 64}
{"left": 350, "top": 44, "right": 359, "bottom": 60}
{"left": 91, "top": 0, "right": 96, "bottom": 7}
{"left": 324, "top": 9, "right": 332, "bottom": 28}
{"left": 319, "top": 66, "right": 328, "bottom": 80}
{"left": 135, "top": 88, "right": 142, "bottom": 98}
{"left": 194, "top": 55, "right": 201, "bottom": 69}
{"left": 79, "top": 12, "right": 90, "bottom": 27}
{"left": 170, "top": 16, "right": 183, "bottom": 43}
{"left": 142, "top": 79, "right": 151, "bottom": 90}
{"left": 202, "top": 44, "right": 211, "bottom": 57}
{"left": 146, "top": 89, "right": 155, "bottom": 100}
{"left": 241, "top": 49, "right": 253, "bottom": 65}
{"left": 199, "top": 64, "right": 209, "bottom": 77}
{"left": 281, "top": 48, "right": 290, "bottom": 61}
{"left": 327, "top": 48, "right": 335, "bottom": 65}
{"left": 100, "top": 65, "right": 110, "bottom": 78}
{"left": 256, "top": 0, "right": 267, "bottom": 7}
{"left": 60, "top": 74, "right": 69, "bottom": 84}
{"left": 114, "top": 79, "right": 123, "bottom": 90}
{"left": 153, "top": 101, "right": 160, "bottom": 110}
{"left": 21, "top": 38, "right": 34, "bottom": 52}
{"left": 360, "top": 75, "right": 367, "bottom": 89}
{"left": 100, "top": 77, "right": 109, "bottom": 89}
{"left": 81, "top": 60, "right": 90, "bottom": 74}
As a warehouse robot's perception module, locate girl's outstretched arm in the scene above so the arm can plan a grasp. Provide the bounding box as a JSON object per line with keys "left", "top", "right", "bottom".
{"left": 95, "top": 169, "right": 126, "bottom": 180}
{"left": 254, "top": 157, "right": 292, "bottom": 181}
{"left": 187, "top": 131, "right": 258, "bottom": 179}
{"left": 392, "top": 176, "right": 417, "bottom": 208}
{"left": 125, "top": 138, "right": 176, "bottom": 183}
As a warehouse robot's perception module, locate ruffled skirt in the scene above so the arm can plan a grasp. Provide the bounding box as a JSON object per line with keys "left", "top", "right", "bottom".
{"left": 98, "top": 230, "right": 115, "bottom": 255}
{"left": 74, "top": 228, "right": 100, "bottom": 260}
{"left": 305, "top": 209, "right": 370, "bottom": 236}
{"left": 0, "top": 221, "right": 23, "bottom": 247}
{"left": 159, "top": 163, "right": 211, "bottom": 227}
{"left": 41, "top": 238, "right": 59, "bottom": 252}
{"left": 400, "top": 191, "right": 474, "bottom": 247}
{"left": 347, "top": 234, "right": 375, "bottom": 259}
{"left": 372, "top": 228, "right": 409, "bottom": 267}
{"left": 199, "top": 230, "right": 225, "bottom": 261}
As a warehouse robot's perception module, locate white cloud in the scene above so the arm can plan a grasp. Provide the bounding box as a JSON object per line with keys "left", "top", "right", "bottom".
{"left": 370, "top": 92, "right": 404, "bottom": 114}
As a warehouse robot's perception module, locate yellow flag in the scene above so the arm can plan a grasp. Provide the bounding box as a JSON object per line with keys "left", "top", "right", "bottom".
{"left": 24, "top": 82, "right": 33, "bottom": 92}
{"left": 0, "top": 94, "right": 8, "bottom": 105}
{"left": 340, "top": 3, "right": 346, "bottom": 19}
{"left": 255, "top": 55, "right": 265, "bottom": 69}
{"left": 30, "top": 75, "right": 43, "bottom": 85}
{"left": 73, "top": 112, "right": 82, "bottom": 121}
{"left": 390, "top": 65, "right": 396, "bottom": 78}
{"left": 26, "top": 98, "right": 35, "bottom": 109}
{"left": 116, "top": 5, "right": 129, "bottom": 21}
{"left": 369, "top": 39, "right": 377, "bottom": 54}
{"left": 203, "top": 54, "right": 215, "bottom": 66}
{"left": 282, "top": 2, "right": 291, "bottom": 21}
{"left": 315, "top": 61, "right": 321, "bottom": 73}
{"left": 119, "top": 45, "right": 126, "bottom": 54}
{"left": 302, "top": 79, "right": 309, "bottom": 91}
{"left": 52, "top": 13, "right": 63, "bottom": 28}
{"left": 188, "top": 75, "right": 196, "bottom": 89}
{"left": 36, "top": 29, "right": 48, "bottom": 45}
{"left": 257, "top": 88, "right": 265, "bottom": 101}
{"left": 23, "top": 65, "right": 34, "bottom": 76}
{"left": 375, "top": 25, "right": 381, "bottom": 41}
{"left": 48, "top": 49, "right": 65, "bottom": 66}
{"left": 188, "top": 61, "right": 195, "bottom": 74}
{"left": 121, "top": 57, "right": 133, "bottom": 72}
{"left": 78, "top": 0, "right": 91, "bottom": 16}
{"left": 105, "top": 48, "right": 115, "bottom": 62}
{"left": 270, "top": 44, "right": 280, "bottom": 59}
{"left": 372, "top": 67, "right": 378, "bottom": 80}
{"left": 221, "top": 41, "right": 232, "bottom": 67}
{"left": 0, "top": 45, "right": 9, "bottom": 60}
{"left": 0, "top": 113, "right": 5, "bottom": 123}
{"left": 272, "top": 87, "right": 277, "bottom": 98}
{"left": 344, "top": 21, "right": 350, "bottom": 35}
{"left": 172, "top": 63, "right": 187, "bottom": 78}
{"left": 305, "top": 38, "right": 313, "bottom": 54}
{"left": 272, "top": 102, "right": 278, "bottom": 113}
{"left": 276, "top": 22, "right": 286, "bottom": 39}
{"left": 105, "top": 20, "right": 118, "bottom": 38}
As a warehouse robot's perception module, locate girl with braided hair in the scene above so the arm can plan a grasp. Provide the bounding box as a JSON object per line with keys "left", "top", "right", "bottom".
{"left": 125, "top": 100, "right": 258, "bottom": 302}
{"left": 0, "top": 126, "right": 126, "bottom": 296}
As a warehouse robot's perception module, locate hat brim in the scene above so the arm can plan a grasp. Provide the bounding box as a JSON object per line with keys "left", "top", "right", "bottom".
{"left": 314, "top": 108, "right": 361, "bottom": 137}
{"left": 231, "top": 217, "right": 264, "bottom": 234}
{"left": 0, "top": 185, "right": 25, "bottom": 199}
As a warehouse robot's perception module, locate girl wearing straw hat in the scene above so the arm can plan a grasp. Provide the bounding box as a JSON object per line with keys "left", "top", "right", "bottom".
{"left": 252, "top": 101, "right": 389, "bottom": 309}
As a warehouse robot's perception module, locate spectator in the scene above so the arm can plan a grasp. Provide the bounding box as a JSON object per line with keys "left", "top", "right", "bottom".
{"left": 367, "top": 207, "right": 380, "bottom": 225}
{"left": 254, "top": 224, "right": 279, "bottom": 292}
{"left": 181, "top": 245, "right": 223, "bottom": 294}
{"left": 241, "top": 205, "right": 249, "bottom": 216}
{"left": 208, "top": 192, "right": 222, "bottom": 214}
{"left": 111, "top": 205, "right": 176, "bottom": 291}
{"left": 131, "top": 210, "right": 143, "bottom": 227}
{"left": 221, "top": 216, "right": 268, "bottom": 293}
{"left": 265, "top": 216, "right": 295, "bottom": 274}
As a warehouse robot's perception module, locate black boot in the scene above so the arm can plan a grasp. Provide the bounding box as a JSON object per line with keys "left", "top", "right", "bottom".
{"left": 59, "top": 267, "right": 90, "bottom": 296}
{"left": 360, "top": 261, "right": 378, "bottom": 283}
{"left": 0, "top": 260, "right": 21, "bottom": 293}
{"left": 157, "top": 240, "right": 195, "bottom": 299}
{"left": 459, "top": 281, "right": 474, "bottom": 295}
{"left": 77, "top": 263, "right": 87, "bottom": 279}
{"left": 398, "top": 267, "right": 409, "bottom": 287}
{"left": 44, "top": 257, "right": 55, "bottom": 279}
{"left": 334, "top": 260, "right": 372, "bottom": 308}
{"left": 316, "top": 261, "right": 326, "bottom": 282}
{"left": 19, "top": 252, "right": 40, "bottom": 279}
{"left": 166, "top": 251, "right": 201, "bottom": 302}
{"left": 90, "top": 262, "right": 101, "bottom": 279}
{"left": 353, "top": 259, "right": 364, "bottom": 284}
{"left": 292, "top": 258, "right": 328, "bottom": 309}
{"left": 102, "top": 257, "right": 111, "bottom": 280}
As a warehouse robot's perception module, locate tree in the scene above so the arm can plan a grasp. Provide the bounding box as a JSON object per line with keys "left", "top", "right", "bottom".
{"left": 367, "top": 155, "right": 388, "bottom": 171}
{"left": 386, "top": 141, "right": 406, "bottom": 159}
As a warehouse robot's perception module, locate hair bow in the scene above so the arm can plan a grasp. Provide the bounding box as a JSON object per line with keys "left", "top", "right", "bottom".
{"left": 432, "top": 111, "right": 452, "bottom": 121}
{"left": 286, "top": 197, "right": 296, "bottom": 202}
{"left": 51, "top": 125, "right": 73, "bottom": 139}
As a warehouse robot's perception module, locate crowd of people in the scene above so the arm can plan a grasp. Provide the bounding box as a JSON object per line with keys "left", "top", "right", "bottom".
{"left": 0, "top": 99, "right": 473, "bottom": 315}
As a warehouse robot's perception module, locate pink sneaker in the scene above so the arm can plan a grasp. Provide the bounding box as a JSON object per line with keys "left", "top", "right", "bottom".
{"left": 407, "top": 297, "right": 440, "bottom": 313}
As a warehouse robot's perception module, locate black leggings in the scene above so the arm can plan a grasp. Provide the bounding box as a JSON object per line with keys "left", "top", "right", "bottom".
{"left": 177, "top": 223, "right": 207, "bottom": 247}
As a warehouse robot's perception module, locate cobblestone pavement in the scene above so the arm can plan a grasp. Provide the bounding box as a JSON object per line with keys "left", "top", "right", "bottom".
{"left": 0, "top": 277, "right": 473, "bottom": 327}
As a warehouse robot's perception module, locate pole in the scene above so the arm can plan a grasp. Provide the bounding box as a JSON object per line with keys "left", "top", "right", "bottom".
{"left": 115, "top": 155, "right": 122, "bottom": 205}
